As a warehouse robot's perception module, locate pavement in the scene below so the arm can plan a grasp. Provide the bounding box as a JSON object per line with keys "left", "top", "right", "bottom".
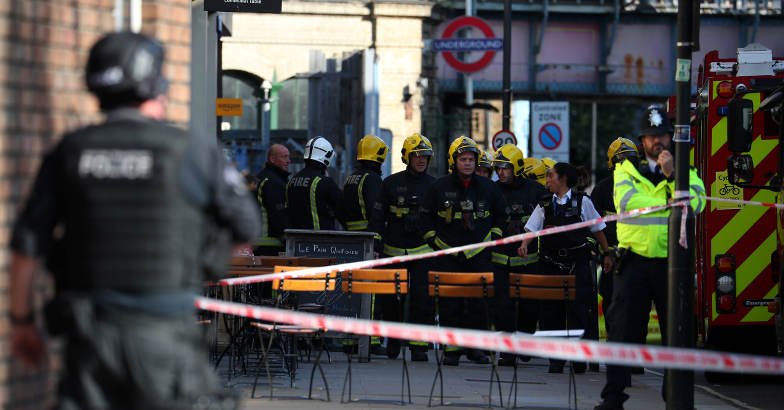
{"left": 215, "top": 349, "right": 741, "bottom": 410}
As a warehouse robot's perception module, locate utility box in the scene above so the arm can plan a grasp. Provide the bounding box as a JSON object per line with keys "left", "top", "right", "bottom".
{"left": 284, "top": 229, "right": 375, "bottom": 362}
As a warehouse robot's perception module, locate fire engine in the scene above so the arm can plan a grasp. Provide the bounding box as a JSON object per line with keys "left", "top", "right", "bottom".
{"left": 692, "top": 44, "right": 784, "bottom": 362}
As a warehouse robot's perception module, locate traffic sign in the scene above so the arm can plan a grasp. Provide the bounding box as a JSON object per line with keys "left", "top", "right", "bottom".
{"left": 437, "top": 16, "right": 501, "bottom": 73}
{"left": 491, "top": 130, "right": 517, "bottom": 151}
{"left": 538, "top": 123, "right": 563, "bottom": 150}
{"left": 530, "top": 101, "right": 570, "bottom": 162}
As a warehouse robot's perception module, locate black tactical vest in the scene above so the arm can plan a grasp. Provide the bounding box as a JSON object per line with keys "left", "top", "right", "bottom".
{"left": 57, "top": 115, "right": 203, "bottom": 292}
{"left": 540, "top": 193, "right": 591, "bottom": 253}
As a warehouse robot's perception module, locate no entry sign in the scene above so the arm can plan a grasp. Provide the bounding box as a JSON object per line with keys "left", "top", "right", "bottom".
{"left": 531, "top": 102, "right": 570, "bottom": 162}
{"left": 434, "top": 16, "right": 502, "bottom": 73}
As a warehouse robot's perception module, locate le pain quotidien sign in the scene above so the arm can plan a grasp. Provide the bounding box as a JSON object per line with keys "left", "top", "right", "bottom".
{"left": 204, "top": 0, "right": 282, "bottom": 13}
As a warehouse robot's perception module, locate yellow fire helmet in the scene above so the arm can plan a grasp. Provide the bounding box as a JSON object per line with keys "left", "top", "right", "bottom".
{"left": 493, "top": 144, "right": 524, "bottom": 176}
{"left": 356, "top": 134, "right": 389, "bottom": 164}
{"left": 477, "top": 149, "right": 494, "bottom": 170}
{"left": 523, "top": 157, "right": 547, "bottom": 185}
{"left": 606, "top": 137, "right": 639, "bottom": 169}
{"left": 401, "top": 133, "right": 434, "bottom": 164}
{"left": 447, "top": 136, "right": 480, "bottom": 171}
{"left": 541, "top": 157, "right": 556, "bottom": 170}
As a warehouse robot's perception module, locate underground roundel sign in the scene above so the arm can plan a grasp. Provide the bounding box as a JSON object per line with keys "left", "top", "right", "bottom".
{"left": 433, "top": 16, "right": 502, "bottom": 73}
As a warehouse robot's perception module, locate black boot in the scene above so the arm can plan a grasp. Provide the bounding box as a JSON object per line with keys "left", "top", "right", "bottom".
{"left": 411, "top": 349, "right": 428, "bottom": 362}
{"left": 386, "top": 338, "right": 401, "bottom": 359}
{"left": 466, "top": 349, "right": 490, "bottom": 365}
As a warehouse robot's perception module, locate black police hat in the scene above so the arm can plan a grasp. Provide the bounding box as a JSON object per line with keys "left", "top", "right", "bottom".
{"left": 637, "top": 106, "right": 673, "bottom": 140}
{"left": 86, "top": 31, "right": 168, "bottom": 110}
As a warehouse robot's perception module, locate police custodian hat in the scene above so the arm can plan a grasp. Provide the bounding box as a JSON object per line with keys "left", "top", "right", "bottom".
{"left": 637, "top": 105, "right": 673, "bottom": 139}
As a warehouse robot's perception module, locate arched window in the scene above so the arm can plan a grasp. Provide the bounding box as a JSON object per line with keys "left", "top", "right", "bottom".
{"left": 222, "top": 70, "right": 262, "bottom": 131}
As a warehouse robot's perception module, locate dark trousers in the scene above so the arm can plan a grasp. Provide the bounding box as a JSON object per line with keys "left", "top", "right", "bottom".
{"left": 601, "top": 252, "right": 668, "bottom": 406}
{"left": 433, "top": 251, "right": 492, "bottom": 353}
{"left": 493, "top": 263, "right": 540, "bottom": 334}
{"left": 375, "top": 258, "right": 434, "bottom": 349}
{"left": 539, "top": 258, "right": 596, "bottom": 366}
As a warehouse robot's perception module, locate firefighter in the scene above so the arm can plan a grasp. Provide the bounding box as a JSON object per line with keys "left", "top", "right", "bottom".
{"left": 491, "top": 144, "right": 547, "bottom": 366}
{"left": 369, "top": 133, "right": 435, "bottom": 361}
{"left": 475, "top": 149, "right": 494, "bottom": 179}
{"left": 594, "top": 108, "right": 706, "bottom": 410}
{"left": 254, "top": 144, "right": 290, "bottom": 256}
{"left": 523, "top": 157, "right": 548, "bottom": 186}
{"left": 590, "top": 138, "right": 637, "bottom": 341}
{"left": 342, "top": 134, "right": 388, "bottom": 355}
{"left": 287, "top": 137, "right": 343, "bottom": 230}
{"left": 518, "top": 163, "right": 612, "bottom": 374}
{"left": 421, "top": 136, "right": 508, "bottom": 366}
{"left": 9, "top": 32, "right": 260, "bottom": 409}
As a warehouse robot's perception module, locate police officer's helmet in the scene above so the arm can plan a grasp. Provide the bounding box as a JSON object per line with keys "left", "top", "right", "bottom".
{"left": 356, "top": 134, "right": 388, "bottom": 164}
{"left": 304, "top": 137, "right": 334, "bottom": 167}
{"left": 638, "top": 105, "right": 673, "bottom": 140}
{"left": 86, "top": 31, "right": 168, "bottom": 110}
{"left": 493, "top": 144, "right": 524, "bottom": 176}
{"left": 523, "top": 157, "right": 547, "bottom": 186}
{"left": 401, "top": 133, "right": 433, "bottom": 165}
{"left": 447, "top": 136, "right": 480, "bottom": 171}
{"left": 477, "top": 149, "right": 494, "bottom": 170}
{"left": 607, "top": 137, "right": 639, "bottom": 169}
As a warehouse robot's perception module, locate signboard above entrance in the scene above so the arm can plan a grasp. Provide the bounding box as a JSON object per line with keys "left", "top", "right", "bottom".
{"left": 204, "top": 0, "right": 282, "bottom": 13}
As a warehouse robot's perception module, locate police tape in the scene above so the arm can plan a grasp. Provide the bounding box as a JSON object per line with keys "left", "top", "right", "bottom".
{"left": 702, "top": 195, "right": 784, "bottom": 210}
{"left": 194, "top": 296, "right": 784, "bottom": 374}
{"left": 219, "top": 200, "right": 690, "bottom": 286}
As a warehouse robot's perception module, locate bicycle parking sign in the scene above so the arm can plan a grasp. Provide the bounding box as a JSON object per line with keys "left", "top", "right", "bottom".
{"left": 714, "top": 171, "right": 744, "bottom": 210}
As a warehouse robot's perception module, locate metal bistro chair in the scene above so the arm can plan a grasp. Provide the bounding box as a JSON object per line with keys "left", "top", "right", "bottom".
{"left": 251, "top": 266, "right": 336, "bottom": 401}
{"left": 339, "top": 268, "right": 411, "bottom": 404}
{"left": 427, "top": 271, "right": 501, "bottom": 408}
{"left": 507, "top": 273, "right": 578, "bottom": 410}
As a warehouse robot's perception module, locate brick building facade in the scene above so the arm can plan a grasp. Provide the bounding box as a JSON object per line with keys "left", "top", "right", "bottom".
{"left": 0, "top": 0, "right": 191, "bottom": 407}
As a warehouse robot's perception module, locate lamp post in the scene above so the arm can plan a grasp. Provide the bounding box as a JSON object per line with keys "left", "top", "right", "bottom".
{"left": 261, "top": 79, "right": 272, "bottom": 153}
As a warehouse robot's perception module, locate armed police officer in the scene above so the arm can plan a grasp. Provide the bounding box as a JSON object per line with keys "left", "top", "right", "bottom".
{"left": 421, "top": 136, "right": 508, "bottom": 366}
{"left": 254, "top": 143, "right": 290, "bottom": 256}
{"left": 519, "top": 163, "right": 611, "bottom": 374}
{"left": 9, "top": 32, "right": 261, "bottom": 409}
{"left": 287, "top": 137, "right": 343, "bottom": 230}
{"left": 369, "top": 133, "right": 435, "bottom": 361}
{"left": 594, "top": 107, "right": 706, "bottom": 410}
{"left": 491, "top": 145, "right": 548, "bottom": 366}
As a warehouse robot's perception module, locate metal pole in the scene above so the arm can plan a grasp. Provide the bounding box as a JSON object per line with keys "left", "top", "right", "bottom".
{"left": 465, "top": 0, "right": 474, "bottom": 130}
{"left": 666, "top": 0, "right": 695, "bottom": 408}
{"left": 502, "top": 0, "right": 512, "bottom": 131}
{"left": 591, "top": 102, "right": 597, "bottom": 187}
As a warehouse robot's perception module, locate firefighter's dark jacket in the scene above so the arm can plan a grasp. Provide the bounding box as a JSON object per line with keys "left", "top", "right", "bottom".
{"left": 492, "top": 176, "right": 546, "bottom": 265}
{"left": 255, "top": 163, "right": 290, "bottom": 246}
{"left": 10, "top": 108, "right": 261, "bottom": 294}
{"left": 286, "top": 161, "right": 343, "bottom": 230}
{"left": 342, "top": 161, "right": 382, "bottom": 231}
{"left": 369, "top": 168, "right": 435, "bottom": 255}
{"left": 590, "top": 174, "right": 618, "bottom": 246}
{"left": 421, "top": 173, "right": 507, "bottom": 259}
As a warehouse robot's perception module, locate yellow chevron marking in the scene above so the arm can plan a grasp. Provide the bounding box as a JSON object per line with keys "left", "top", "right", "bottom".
{"left": 710, "top": 90, "right": 761, "bottom": 157}
{"left": 735, "top": 232, "right": 775, "bottom": 295}
{"left": 741, "top": 285, "right": 777, "bottom": 323}
{"left": 711, "top": 290, "right": 718, "bottom": 321}
{"left": 712, "top": 80, "right": 720, "bottom": 102}
{"left": 711, "top": 189, "right": 774, "bottom": 256}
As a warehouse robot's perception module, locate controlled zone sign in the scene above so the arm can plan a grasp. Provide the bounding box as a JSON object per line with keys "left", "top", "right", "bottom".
{"left": 434, "top": 16, "right": 502, "bottom": 73}
{"left": 530, "top": 102, "right": 570, "bottom": 162}
{"left": 492, "top": 130, "right": 517, "bottom": 151}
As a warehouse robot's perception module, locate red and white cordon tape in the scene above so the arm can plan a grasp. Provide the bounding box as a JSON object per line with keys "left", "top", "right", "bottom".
{"left": 219, "top": 200, "right": 690, "bottom": 286}
{"left": 703, "top": 195, "right": 784, "bottom": 210}
{"left": 194, "top": 296, "right": 784, "bottom": 375}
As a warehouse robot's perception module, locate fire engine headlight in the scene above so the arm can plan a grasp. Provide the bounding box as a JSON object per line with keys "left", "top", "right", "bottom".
{"left": 717, "top": 275, "right": 735, "bottom": 294}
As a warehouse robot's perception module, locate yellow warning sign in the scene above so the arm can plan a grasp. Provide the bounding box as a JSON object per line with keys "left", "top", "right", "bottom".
{"left": 215, "top": 98, "right": 243, "bottom": 116}
{"left": 712, "top": 171, "right": 744, "bottom": 211}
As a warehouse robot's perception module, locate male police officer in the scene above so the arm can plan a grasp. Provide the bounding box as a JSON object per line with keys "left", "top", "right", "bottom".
{"left": 594, "top": 108, "right": 706, "bottom": 410}
{"left": 491, "top": 144, "right": 547, "bottom": 366}
{"left": 9, "top": 32, "right": 261, "bottom": 409}
{"left": 287, "top": 137, "right": 343, "bottom": 230}
{"left": 254, "top": 144, "right": 291, "bottom": 255}
{"left": 421, "top": 136, "right": 507, "bottom": 365}
{"left": 369, "top": 133, "right": 435, "bottom": 360}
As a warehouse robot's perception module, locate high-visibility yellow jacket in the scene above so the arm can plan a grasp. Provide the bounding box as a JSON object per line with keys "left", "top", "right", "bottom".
{"left": 613, "top": 159, "right": 705, "bottom": 258}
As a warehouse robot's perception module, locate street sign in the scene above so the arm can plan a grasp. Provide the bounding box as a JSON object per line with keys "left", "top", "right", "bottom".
{"left": 531, "top": 102, "right": 570, "bottom": 162}
{"left": 216, "top": 98, "right": 243, "bottom": 116}
{"left": 491, "top": 130, "right": 517, "bottom": 151}
{"left": 436, "top": 16, "right": 501, "bottom": 73}
{"left": 204, "top": 0, "right": 282, "bottom": 13}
